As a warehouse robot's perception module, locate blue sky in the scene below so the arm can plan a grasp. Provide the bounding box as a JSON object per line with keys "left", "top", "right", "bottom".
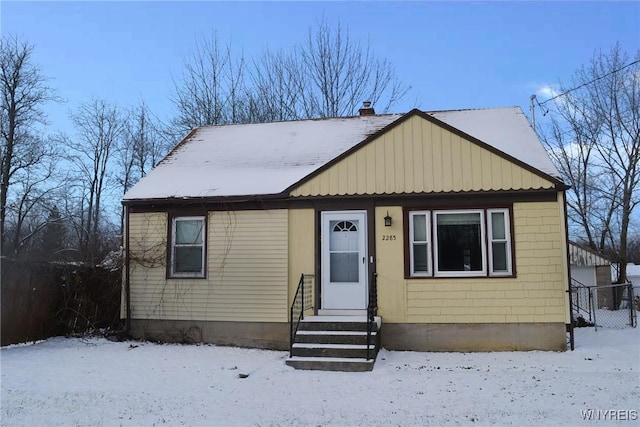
{"left": 2, "top": 1, "right": 639, "bottom": 135}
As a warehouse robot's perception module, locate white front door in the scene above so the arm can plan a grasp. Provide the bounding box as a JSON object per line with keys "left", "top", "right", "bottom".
{"left": 321, "top": 211, "right": 368, "bottom": 310}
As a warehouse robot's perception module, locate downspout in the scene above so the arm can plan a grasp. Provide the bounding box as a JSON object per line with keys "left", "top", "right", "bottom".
{"left": 124, "top": 204, "right": 131, "bottom": 336}
{"left": 561, "top": 191, "right": 575, "bottom": 350}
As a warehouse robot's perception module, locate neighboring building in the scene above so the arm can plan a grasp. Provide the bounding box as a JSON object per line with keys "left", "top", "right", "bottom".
{"left": 569, "top": 241, "right": 611, "bottom": 288}
{"left": 568, "top": 241, "right": 612, "bottom": 317}
{"left": 612, "top": 263, "right": 640, "bottom": 286}
{"left": 628, "top": 264, "right": 640, "bottom": 311}
{"left": 122, "top": 105, "right": 571, "bottom": 364}
{"left": 627, "top": 264, "right": 640, "bottom": 285}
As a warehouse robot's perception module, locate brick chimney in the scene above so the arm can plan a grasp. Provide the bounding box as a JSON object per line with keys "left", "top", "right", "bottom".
{"left": 359, "top": 101, "right": 375, "bottom": 116}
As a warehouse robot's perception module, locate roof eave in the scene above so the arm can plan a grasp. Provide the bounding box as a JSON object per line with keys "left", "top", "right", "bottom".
{"left": 122, "top": 191, "right": 290, "bottom": 207}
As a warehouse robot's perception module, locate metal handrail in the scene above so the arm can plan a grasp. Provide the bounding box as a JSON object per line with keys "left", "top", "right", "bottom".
{"left": 289, "top": 274, "right": 313, "bottom": 357}
{"left": 366, "top": 272, "right": 378, "bottom": 360}
{"left": 570, "top": 277, "right": 593, "bottom": 322}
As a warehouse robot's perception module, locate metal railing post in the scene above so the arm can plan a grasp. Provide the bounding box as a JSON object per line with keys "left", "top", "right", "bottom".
{"left": 289, "top": 274, "right": 314, "bottom": 359}
{"left": 627, "top": 283, "right": 636, "bottom": 328}
{"left": 590, "top": 287, "right": 598, "bottom": 331}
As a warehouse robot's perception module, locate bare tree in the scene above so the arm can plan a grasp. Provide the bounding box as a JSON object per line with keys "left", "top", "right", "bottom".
{"left": 34, "top": 205, "right": 68, "bottom": 260}
{"left": 542, "top": 44, "right": 640, "bottom": 283}
{"left": 248, "top": 48, "right": 307, "bottom": 122}
{"left": 117, "top": 100, "right": 170, "bottom": 233}
{"left": 295, "top": 19, "right": 410, "bottom": 118}
{"left": 0, "top": 36, "right": 58, "bottom": 250}
{"left": 172, "top": 21, "right": 411, "bottom": 131}
{"left": 171, "top": 33, "right": 248, "bottom": 133}
{"left": 64, "top": 99, "right": 124, "bottom": 264}
{"left": 119, "top": 100, "right": 167, "bottom": 194}
{"left": 3, "top": 148, "right": 66, "bottom": 256}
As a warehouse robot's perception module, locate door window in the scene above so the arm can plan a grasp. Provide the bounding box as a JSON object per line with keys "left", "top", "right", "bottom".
{"left": 329, "top": 220, "right": 360, "bottom": 283}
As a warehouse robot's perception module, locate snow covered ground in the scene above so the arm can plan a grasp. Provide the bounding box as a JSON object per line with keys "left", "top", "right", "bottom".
{"left": 1, "top": 327, "right": 638, "bottom": 426}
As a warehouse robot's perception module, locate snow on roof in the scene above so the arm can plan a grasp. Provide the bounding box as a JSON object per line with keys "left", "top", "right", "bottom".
{"left": 123, "top": 107, "right": 561, "bottom": 201}
{"left": 430, "top": 107, "right": 561, "bottom": 179}
{"left": 124, "top": 115, "right": 401, "bottom": 200}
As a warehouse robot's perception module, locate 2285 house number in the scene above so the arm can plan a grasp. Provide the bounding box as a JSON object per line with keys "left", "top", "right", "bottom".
{"left": 382, "top": 235, "right": 397, "bottom": 241}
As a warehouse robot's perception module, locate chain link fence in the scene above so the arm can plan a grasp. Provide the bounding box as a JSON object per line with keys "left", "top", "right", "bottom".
{"left": 590, "top": 283, "right": 637, "bottom": 329}
{"left": 571, "top": 281, "right": 637, "bottom": 329}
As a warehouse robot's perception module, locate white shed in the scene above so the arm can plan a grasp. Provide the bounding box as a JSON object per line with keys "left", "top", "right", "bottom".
{"left": 569, "top": 241, "right": 611, "bottom": 287}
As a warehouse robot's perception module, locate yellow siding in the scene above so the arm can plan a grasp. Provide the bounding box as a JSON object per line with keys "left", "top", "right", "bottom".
{"left": 287, "top": 209, "right": 316, "bottom": 309}
{"left": 375, "top": 197, "right": 568, "bottom": 324}
{"left": 128, "top": 210, "right": 289, "bottom": 322}
{"left": 375, "top": 206, "right": 406, "bottom": 323}
{"left": 291, "top": 115, "right": 555, "bottom": 197}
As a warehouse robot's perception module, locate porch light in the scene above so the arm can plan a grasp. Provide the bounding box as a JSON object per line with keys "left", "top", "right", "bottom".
{"left": 384, "top": 211, "right": 392, "bottom": 227}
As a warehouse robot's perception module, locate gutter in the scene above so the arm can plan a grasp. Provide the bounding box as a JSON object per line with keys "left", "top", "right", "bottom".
{"left": 124, "top": 204, "right": 131, "bottom": 336}
{"left": 561, "top": 191, "right": 575, "bottom": 351}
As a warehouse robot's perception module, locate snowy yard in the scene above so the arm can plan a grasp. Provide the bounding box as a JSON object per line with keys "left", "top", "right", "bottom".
{"left": 1, "top": 327, "right": 638, "bottom": 426}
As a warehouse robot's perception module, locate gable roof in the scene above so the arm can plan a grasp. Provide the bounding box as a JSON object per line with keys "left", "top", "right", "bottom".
{"left": 123, "top": 106, "right": 562, "bottom": 201}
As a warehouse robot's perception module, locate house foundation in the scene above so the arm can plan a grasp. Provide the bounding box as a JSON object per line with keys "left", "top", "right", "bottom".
{"left": 128, "top": 319, "right": 289, "bottom": 350}
{"left": 381, "top": 322, "right": 567, "bottom": 352}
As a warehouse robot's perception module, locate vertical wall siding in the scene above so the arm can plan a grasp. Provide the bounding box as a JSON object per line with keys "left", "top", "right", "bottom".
{"left": 128, "top": 210, "right": 289, "bottom": 322}
{"left": 128, "top": 212, "right": 169, "bottom": 319}
{"left": 375, "top": 199, "right": 568, "bottom": 324}
{"left": 208, "top": 210, "right": 289, "bottom": 321}
{"left": 287, "top": 209, "right": 316, "bottom": 309}
{"left": 290, "top": 116, "right": 555, "bottom": 197}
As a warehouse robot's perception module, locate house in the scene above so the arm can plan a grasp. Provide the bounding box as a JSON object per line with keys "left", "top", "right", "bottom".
{"left": 569, "top": 241, "right": 611, "bottom": 288}
{"left": 122, "top": 105, "right": 571, "bottom": 370}
{"left": 568, "top": 241, "right": 612, "bottom": 324}
{"left": 627, "top": 264, "right": 640, "bottom": 310}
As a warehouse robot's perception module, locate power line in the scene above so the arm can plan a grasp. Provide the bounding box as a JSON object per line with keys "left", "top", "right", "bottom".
{"left": 535, "top": 96, "right": 549, "bottom": 116}
{"left": 538, "top": 59, "right": 640, "bottom": 106}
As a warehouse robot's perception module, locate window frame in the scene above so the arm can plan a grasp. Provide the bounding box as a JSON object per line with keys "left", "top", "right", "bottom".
{"left": 169, "top": 215, "right": 206, "bottom": 279}
{"left": 409, "top": 211, "right": 432, "bottom": 277}
{"left": 487, "top": 208, "right": 512, "bottom": 276}
{"left": 405, "top": 207, "right": 515, "bottom": 279}
{"left": 433, "top": 209, "right": 487, "bottom": 277}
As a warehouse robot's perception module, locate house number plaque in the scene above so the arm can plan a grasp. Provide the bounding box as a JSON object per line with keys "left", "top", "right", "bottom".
{"left": 382, "top": 235, "right": 397, "bottom": 241}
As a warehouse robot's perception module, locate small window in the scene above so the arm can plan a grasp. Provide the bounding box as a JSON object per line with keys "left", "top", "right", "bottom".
{"left": 409, "top": 211, "right": 431, "bottom": 276}
{"left": 488, "top": 208, "right": 512, "bottom": 276}
{"left": 170, "top": 216, "right": 205, "bottom": 278}
{"left": 434, "top": 210, "right": 486, "bottom": 277}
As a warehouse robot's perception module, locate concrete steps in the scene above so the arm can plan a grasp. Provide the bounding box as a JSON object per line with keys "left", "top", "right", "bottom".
{"left": 286, "top": 316, "right": 381, "bottom": 372}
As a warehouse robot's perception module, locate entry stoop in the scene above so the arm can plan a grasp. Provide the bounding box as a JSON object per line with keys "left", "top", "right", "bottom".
{"left": 286, "top": 316, "right": 381, "bottom": 372}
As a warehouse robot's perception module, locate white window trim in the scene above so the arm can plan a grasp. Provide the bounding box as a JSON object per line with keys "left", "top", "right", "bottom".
{"left": 433, "top": 210, "right": 487, "bottom": 277}
{"left": 409, "top": 211, "right": 431, "bottom": 277}
{"left": 170, "top": 216, "right": 206, "bottom": 278}
{"left": 487, "top": 208, "right": 512, "bottom": 276}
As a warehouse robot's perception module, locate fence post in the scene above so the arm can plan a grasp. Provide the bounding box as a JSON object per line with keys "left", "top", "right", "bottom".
{"left": 628, "top": 283, "right": 636, "bottom": 328}
{"left": 590, "top": 287, "right": 598, "bottom": 331}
